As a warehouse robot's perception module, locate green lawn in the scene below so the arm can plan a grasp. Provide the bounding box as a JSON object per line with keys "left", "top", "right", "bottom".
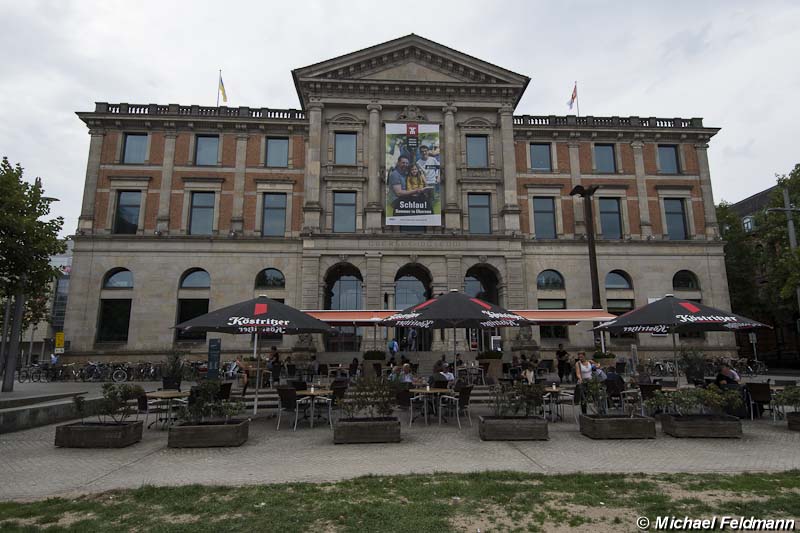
{"left": 1, "top": 471, "right": 799, "bottom": 532}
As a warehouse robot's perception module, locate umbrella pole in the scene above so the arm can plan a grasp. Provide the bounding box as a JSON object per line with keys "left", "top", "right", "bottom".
{"left": 253, "top": 334, "right": 260, "bottom": 415}
{"left": 672, "top": 332, "right": 679, "bottom": 383}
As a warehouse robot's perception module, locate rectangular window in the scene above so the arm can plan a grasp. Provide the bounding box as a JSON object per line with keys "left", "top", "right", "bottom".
{"left": 599, "top": 197, "right": 622, "bottom": 239}
{"left": 189, "top": 191, "right": 215, "bottom": 235}
{"left": 466, "top": 135, "right": 488, "bottom": 168}
{"left": 468, "top": 193, "right": 491, "bottom": 234}
{"left": 334, "top": 133, "right": 357, "bottom": 165}
{"left": 333, "top": 192, "right": 356, "bottom": 233}
{"left": 194, "top": 135, "right": 219, "bottom": 166}
{"left": 530, "top": 143, "right": 552, "bottom": 171}
{"left": 262, "top": 193, "right": 287, "bottom": 236}
{"left": 532, "top": 197, "right": 557, "bottom": 239}
{"left": 113, "top": 190, "right": 141, "bottom": 235}
{"left": 266, "top": 138, "right": 289, "bottom": 167}
{"left": 538, "top": 299, "right": 568, "bottom": 339}
{"left": 594, "top": 144, "right": 616, "bottom": 173}
{"left": 664, "top": 198, "right": 688, "bottom": 240}
{"left": 658, "top": 145, "right": 679, "bottom": 174}
{"left": 122, "top": 133, "right": 147, "bottom": 164}
{"left": 175, "top": 299, "right": 209, "bottom": 341}
{"left": 97, "top": 299, "right": 132, "bottom": 343}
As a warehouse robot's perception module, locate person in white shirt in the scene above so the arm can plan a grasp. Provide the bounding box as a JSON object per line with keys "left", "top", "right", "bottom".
{"left": 439, "top": 362, "right": 455, "bottom": 383}
{"left": 416, "top": 145, "right": 440, "bottom": 189}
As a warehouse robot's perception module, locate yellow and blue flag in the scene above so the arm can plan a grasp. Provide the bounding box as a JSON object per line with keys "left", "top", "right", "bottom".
{"left": 218, "top": 74, "right": 228, "bottom": 103}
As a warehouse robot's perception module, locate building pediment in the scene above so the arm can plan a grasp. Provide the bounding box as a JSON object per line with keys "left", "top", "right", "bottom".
{"left": 292, "top": 34, "right": 530, "bottom": 109}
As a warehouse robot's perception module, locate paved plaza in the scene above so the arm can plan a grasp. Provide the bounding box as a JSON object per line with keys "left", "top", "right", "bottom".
{"left": 2, "top": 402, "right": 799, "bottom": 502}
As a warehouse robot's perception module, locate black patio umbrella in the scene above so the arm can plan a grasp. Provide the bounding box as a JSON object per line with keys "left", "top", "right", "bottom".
{"left": 593, "top": 295, "right": 770, "bottom": 378}
{"left": 174, "top": 295, "right": 331, "bottom": 414}
{"left": 380, "top": 289, "right": 530, "bottom": 360}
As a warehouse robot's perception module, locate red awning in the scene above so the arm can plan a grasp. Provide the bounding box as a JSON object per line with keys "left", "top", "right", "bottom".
{"left": 304, "top": 309, "right": 615, "bottom": 325}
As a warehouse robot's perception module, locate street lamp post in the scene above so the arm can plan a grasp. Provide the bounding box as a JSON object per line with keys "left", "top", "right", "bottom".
{"left": 766, "top": 187, "right": 800, "bottom": 330}
{"left": 570, "top": 185, "right": 602, "bottom": 310}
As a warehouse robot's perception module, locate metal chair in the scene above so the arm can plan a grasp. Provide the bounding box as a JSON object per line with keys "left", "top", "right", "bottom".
{"left": 746, "top": 382, "right": 774, "bottom": 420}
{"left": 137, "top": 392, "right": 162, "bottom": 429}
{"left": 276, "top": 386, "right": 312, "bottom": 431}
{"left": 440, "top": 385, "right": 473, "bottom": 429}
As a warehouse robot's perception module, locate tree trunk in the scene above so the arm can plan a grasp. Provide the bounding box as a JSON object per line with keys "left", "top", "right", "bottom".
{"left": 1, "top": 288, "right": 26, "bottom": 392}
{"left": 0, "top": 298, "right": 11, "bottom": 375}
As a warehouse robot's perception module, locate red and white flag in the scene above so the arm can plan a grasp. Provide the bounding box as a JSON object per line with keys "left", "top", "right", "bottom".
{"left": 566, "top": 82, "right": 577, "bottom": 110}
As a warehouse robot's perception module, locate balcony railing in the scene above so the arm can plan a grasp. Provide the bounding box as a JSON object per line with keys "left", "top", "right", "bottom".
{"left": 93, "top": 102, "right": 306, "bottom": 120}
{"left": 512, "top": 115, "right": 703, "bottom": 128}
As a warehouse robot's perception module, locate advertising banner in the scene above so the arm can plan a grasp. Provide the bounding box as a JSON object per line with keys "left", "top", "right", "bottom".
{"left": 385, "top": 123, "right": 441, "bottom": 226}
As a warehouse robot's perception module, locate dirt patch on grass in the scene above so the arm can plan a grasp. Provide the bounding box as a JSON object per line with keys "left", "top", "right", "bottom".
{"left": 660, "top": 485, "right": 771, "bottom": 505}
{"left": 310, "top": 518, "right": 339, "bottom": 532}
{"left": 163, "top": 513, "right": 200, "bottom": 524}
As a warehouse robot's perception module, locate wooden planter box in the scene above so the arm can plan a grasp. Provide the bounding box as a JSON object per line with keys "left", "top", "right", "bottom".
{"left": 333, "top": 417, "right": 401, "bottom": 444}
{"left": 167, "top": 418, "right": 250, "bottom": 448}
{"left": 55, "top": 421, "right": 143, "bottom": 448}
{"left": 478, "top": 416, "right": 548, "bottom": 441}
{"left": 788, "top": 412, "right": 800, "bottom": 432}
{"left": 579, "top": 414, "right": 656, "bottom": 439}
{"left": 661, "top": 414, "right": 742, "bottom": 438}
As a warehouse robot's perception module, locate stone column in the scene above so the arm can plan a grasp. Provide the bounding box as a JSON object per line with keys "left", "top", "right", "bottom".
{"left": 365, "top": 252, "right": 382, "bottom": 309}
{"left": 365, "top": 103, "right": 383, "bottom": 231}
{"left": 156, "top": 132, "right": 177, "bottom": 234}
{"left": 446, "top": 256, "right": 462, "bottom": 291}
{"left": 301, "top": 255, "right": 321, "bottom": 309}
{"left": 303, "top": 101, "right": 324, "bottom": 232}
{"left": 230, "top": 133, "right": 249, "bottom": 234}
{"left": 498, "top": 106, "right": 521, "bottom": 233}
{"left": 631, "top": 140, "right": 652, "bottom": 238}
{"left": 78, "top": 130, "right": 105, "bottom": 233}
{"left": 504, "top": 256, "right": 525, "bottom": 309}
{"left": 695, "top": 143, "right": 719, "bottom": 238}
{"left": 568, "top": 140, "right": 585, "bottom": 234}
{"left": 442, "top": 105, "right": 461, "bottom": 230}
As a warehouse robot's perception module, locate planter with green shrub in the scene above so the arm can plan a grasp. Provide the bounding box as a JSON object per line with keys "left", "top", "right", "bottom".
{"left": 646, "top": 385, "right": 743, "bottom": 438}
{"left": 679, "top": 348, "right": 707, "bottom": 384}
{"left": 334, "top": 377, "right": 400, "bottom": 444}
{"left": 479, "top": 383, "right": 548, "bottom": 441}
{"left": 162, "top": 349, "right": 186, "bottom": 391}
{"left": 55, "top": 383, "right": 145, "bottom": 448}
{"left": 168, "top": 380, "right": 248, "bottom": 448}
{"left": 578, "top": 378, "right": 655, "bottom": 439}
{"left": 774, "top": 386, "right": 800, "bottom": 431}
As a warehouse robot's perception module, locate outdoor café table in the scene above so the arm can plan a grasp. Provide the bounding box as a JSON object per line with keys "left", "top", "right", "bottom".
{"left": 409, "top": 388, "right": 450, "bottom": 425}
{"left": 296, "top": 389, "right": 333, "bottom": 428}
{"left": 457, "top": 365, "right": 485, "bottom": 386}
{"left": 621, "top": 388, "right": 644, "bottom": 415}
{"left": 147, "top": 390, "right": 190, "bottom": 428}
{"left": 327, "top": 366, "right": 349, "bottom": 379}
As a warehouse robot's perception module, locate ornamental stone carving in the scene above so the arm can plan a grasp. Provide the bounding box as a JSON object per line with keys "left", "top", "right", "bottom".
{"left": 396, "top": 106, "right": 427, "bottom": 121}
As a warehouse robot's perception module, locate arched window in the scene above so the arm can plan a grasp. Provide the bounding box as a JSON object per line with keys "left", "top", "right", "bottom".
{"left": 324, "top": 264, "right": 363, "bottom": 352}
{"left": 605, "top": 270, "right": 632, "bottom": 290}
{"left": 672, "top": 270, "right": 700, "bottom": 291}
{"left": 255, "top": 268, "right": 285, "bottom": 289}
{"left": 464, "top": 266, "right": 500, "bottom": 304}
{"left": 394, "top": 265, "right": 433, "bottom": 351}
{"left": 103, "top": 268, "right": 133, "bottom": 289}
{"left": 180, "top": 269, "right": 210, "bottom": 289}
{"left": 537, "top": 270, "right": 564, "bottom": 290}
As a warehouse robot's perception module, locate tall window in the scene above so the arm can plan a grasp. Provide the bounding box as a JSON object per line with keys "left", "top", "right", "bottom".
{"left": 266, "top": 138, "right": 289, "bottom": 167}
{"left": 658, "top": 145, "right": 679, "bottom": 174}
{"left": 466, "top": 135, "right": 488, "bottom": 168}
{"left": 255, "top": 268, "right": 285, "bottom": 289}
{"left": 538, "top": 299, "right": 568, "bottom": 340}
{"left": 189, "top": 192, "right": 215, "bottom": 235}
{"left": 664, "top": 198, "right": 688, "bottom": 240}
{"left": 324, "top": 264, "right": 363, "bottom": 352}
{"left": 334, "top": 132, "right": 357, "bottom": 165}
{"left": 468, "top": 193, "right": 491, "bottom": 234}
{"left": 532, "top": 197, "right": 557, "bottom": 239}
{"left": 599, "top": 198, "right": 622, "bottom": 239}
{"left": 530, "top": 143, "right": 552, "bottom": 171}
{"left": 594, "top": 144, "right": 616, "bottom": 173}
{"left": 122, "top": 133, "right": 147, "bottom": 164}
{"left": 113, "top": 191, "right": 141, "bottom": 234}
{"left": 176, "top": 269, "right": 210, "bottom": 341}
{"left": 51, "top": 274, "right": 70, "bottom": 331}
{"left": 262, "top": 193, "right": 286, "bottom": 236}
{"left": 98, "top": 268, "right": 133, "bottom": 343}
{"left": 333, "top": 192, "right": 356, "bottom": 233}
{"left": 194, "top": 135, "right": 219, "bottom": 166}
{"left": 537, "top": 270, "right": 564, "bottom": 290}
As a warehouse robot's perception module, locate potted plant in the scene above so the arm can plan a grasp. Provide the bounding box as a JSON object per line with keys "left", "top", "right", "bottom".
{"left": 578, "top": 378, "right": 656, "bottom": 439}
{"left": 168, "top": 380, "right": 248, "bottom": 448}
{"left": 479, "top": 383, "right": 548, "bottom": 441}
{"left": 773, "top": 386, "right": 800, "bottom": 431}
{"left": 334, "top": 377, "right": 401, "bottom": 444}
{"left": 646, "top": 385, "right": 743, "bottom": 438}
{"left": 678, "top": 348, "right": 706, "bottom": 384}
{"left": 162, "top": 349, "right": 185, "bottom": 391}
{"left": 55, "top": 383, "right": 145, "bottom": 448}
{"left": 363, "top": 350, "right": 386, "bottom": 361}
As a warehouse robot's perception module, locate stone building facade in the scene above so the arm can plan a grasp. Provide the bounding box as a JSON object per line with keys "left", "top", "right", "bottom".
{"left": 64, "top": 35, "right": 735, "bottom": 362}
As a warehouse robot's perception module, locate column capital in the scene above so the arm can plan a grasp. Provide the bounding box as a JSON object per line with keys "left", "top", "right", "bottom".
{"left": 694, "top": 143, "right": 709, "bottom": 150}
{"left": 497, "top": 105, "right": 514, "bottom": 116}
{"left": 442, "top": 105, "right": 458, "bottom": 115}
{"left": 88, "top": 129, "right": 106, "bottom": 137}
{"left": 307, "top": 100, "right": 324, "bottom": 111}
{"left": 568, "top": 140, "right": 581, "bottom": 149}
{"left": 366, "top": 103, "right": 382, "bottom": 113}
{"left": 630, "top": 140, "right": 644, "bottom": 150}
{"left": 236, "top": 133, "right": 249, "bottom": 141}
{"left": 164, "top": 131, "right": 178, "bottom": 140}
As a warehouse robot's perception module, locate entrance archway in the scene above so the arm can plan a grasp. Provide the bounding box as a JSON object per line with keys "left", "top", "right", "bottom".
{"left": 394, "top": 264, "right": 433, "bottom": 352}
{"left": 324, "top": 263, "right": 363, "bottom": 352}
{"left": 464, "top": 265, "right": 501, "bottom": 352}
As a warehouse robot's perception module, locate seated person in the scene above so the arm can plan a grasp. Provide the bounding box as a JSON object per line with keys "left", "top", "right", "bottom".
{"left": 310, "top": 355, "right": 320, "bottom": 376}
{"left": 439, "top": 362, "right": 455, "bottom": 383}
{"left": 520, "top": 363, "right": 536, "bottom": 384}
{"left": 388, "top": 366, "right": 402, "bottom": 382}
{"left": 714, "top": 364, "right": 740, "bottom": 387}
{"left": 400, "top": 363, "right": 414, "bottom": 383}
{"left": 454, "top": 353, "right": 464, "bottom": 367}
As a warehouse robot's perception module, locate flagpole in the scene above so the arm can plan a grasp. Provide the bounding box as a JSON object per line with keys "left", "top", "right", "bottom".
{"left": 575, "top": 81, "right": 580, "bottom": 117}
{"left": 216, "top": 70, "right": 221, "bottom": 107}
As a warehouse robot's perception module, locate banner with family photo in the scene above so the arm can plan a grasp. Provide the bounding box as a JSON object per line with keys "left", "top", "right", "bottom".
{"left": 385, "top": 123, "right": 441, "bottom": 226}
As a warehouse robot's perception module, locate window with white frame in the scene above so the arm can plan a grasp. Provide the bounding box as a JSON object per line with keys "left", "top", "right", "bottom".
{"left": 262, "top": 193, "right": 287, "bottom": 236}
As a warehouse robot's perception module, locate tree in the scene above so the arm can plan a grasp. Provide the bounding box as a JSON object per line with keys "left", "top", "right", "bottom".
{"left": 0, "top": 157, "right": 65, "bottom": 391}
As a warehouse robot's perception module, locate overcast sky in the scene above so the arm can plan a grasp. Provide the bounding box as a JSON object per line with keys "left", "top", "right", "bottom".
{"left": 2, "top": 0, "right": 799, "bottom": 235}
